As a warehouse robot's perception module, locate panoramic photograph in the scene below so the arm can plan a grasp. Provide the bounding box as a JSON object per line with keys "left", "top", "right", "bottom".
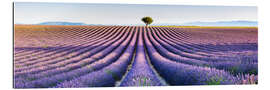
{"left": 14, "top": 2, "right": 258, "bottom": 88}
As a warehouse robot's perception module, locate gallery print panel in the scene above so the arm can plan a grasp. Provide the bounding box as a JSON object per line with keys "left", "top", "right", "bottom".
{"left": 13, "top": 2, "right": 257, "bottom": 88}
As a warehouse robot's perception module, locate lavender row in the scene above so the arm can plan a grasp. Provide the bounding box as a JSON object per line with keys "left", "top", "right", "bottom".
{"left": 14, "top": 26, "right": 105, "bottom": 58}
{"left": 14, "top": 26, "right": 127, "bottom": 76}
{"left": 143, "top": 27, "right": 257, "bottom": 85}
{"left": 54, "top": 27, "right": 138, "bottom": 88}
{"left": 155, "top": 27, "right": 222, "bottom": 56}
{"left": 165, "top": 27, "right": 257, "bottom": 53}
{"left": 119, "top": 27, "right": 166, "bottom": 86}
{"left": 14, "top": 26, "right": 119, "bottom": 69}
{"left": 150, "top": 27, "right": 258, "bottom": 75}
{"left": 14, "top": 26, "right": 108, "bottom": 61}
{"left": 15, "top": 26, "right": 135, "bottom": 88}
{"left": 159, "top": 27, "right": 226, "bottom": 55}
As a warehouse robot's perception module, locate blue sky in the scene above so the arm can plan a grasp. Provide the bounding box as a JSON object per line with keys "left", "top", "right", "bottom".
{"left": 14, "top": 2, "right": 257, "bottom": 25}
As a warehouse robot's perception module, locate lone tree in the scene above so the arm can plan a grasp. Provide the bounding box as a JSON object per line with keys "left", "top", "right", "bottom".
{"left": 141, "top": 16, "right": 153, "bottom": 26}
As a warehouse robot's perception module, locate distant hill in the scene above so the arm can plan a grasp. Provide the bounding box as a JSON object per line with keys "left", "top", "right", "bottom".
{"left": 37, "top": 22, "right": 88, "bottom": 25}
{"left": 24, "top": 21, "right": 258, "bottom": 26}
{"left": 182, "top": 21, "right": 258, "bottom": 27}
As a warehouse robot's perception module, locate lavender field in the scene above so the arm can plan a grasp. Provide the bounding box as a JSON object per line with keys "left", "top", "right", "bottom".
{"left": 13, "top": 25, "right": 258, "bottom": 88}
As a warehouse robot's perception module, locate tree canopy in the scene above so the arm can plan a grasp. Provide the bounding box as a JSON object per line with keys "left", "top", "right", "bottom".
{"left": 141, "top": 16, "right": 153, "bottom": 26}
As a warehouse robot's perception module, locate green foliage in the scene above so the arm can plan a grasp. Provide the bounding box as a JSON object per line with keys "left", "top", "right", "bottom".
{"left": 230, "top": 66, "right": 239, "bottom": 74}
{"left": 26, "top": 77, "right": 37, "bottom": 81}
{"left": 105, "top": 69, "right": 120, "bottom": 81}
{"left": 206, "top": 76, "right": 224, "bottom": 85}
{"left": 248, "top": 69, "right": 258, "bottom": 75}
{"left": 141, "top": 16, "right": 153, "bottom": 26}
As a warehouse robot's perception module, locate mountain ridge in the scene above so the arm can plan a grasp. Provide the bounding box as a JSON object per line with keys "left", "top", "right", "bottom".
{"left": 20, "top": 21, "right": 258, "bottom": 26}
{"left": 37, "top": 22, "right": 88, "bottom": 25}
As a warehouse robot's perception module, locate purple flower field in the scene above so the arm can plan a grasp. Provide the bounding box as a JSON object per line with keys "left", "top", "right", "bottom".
{"left": 14, "top": 25, "right": 258, "bottom": 88}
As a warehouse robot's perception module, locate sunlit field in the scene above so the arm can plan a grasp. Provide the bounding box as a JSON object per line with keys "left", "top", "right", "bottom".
{"left": 14, "top": 25, "right": 258, "bottom": 88}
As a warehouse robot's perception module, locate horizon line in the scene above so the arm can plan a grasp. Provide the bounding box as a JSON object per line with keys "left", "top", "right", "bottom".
{"left": 15, "top": 20, "right": 258, "bottom": 25}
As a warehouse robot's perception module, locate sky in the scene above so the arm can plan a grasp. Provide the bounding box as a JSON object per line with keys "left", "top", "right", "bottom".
{"left": 14, "top": 2, "right": 257, "bottom": 25}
